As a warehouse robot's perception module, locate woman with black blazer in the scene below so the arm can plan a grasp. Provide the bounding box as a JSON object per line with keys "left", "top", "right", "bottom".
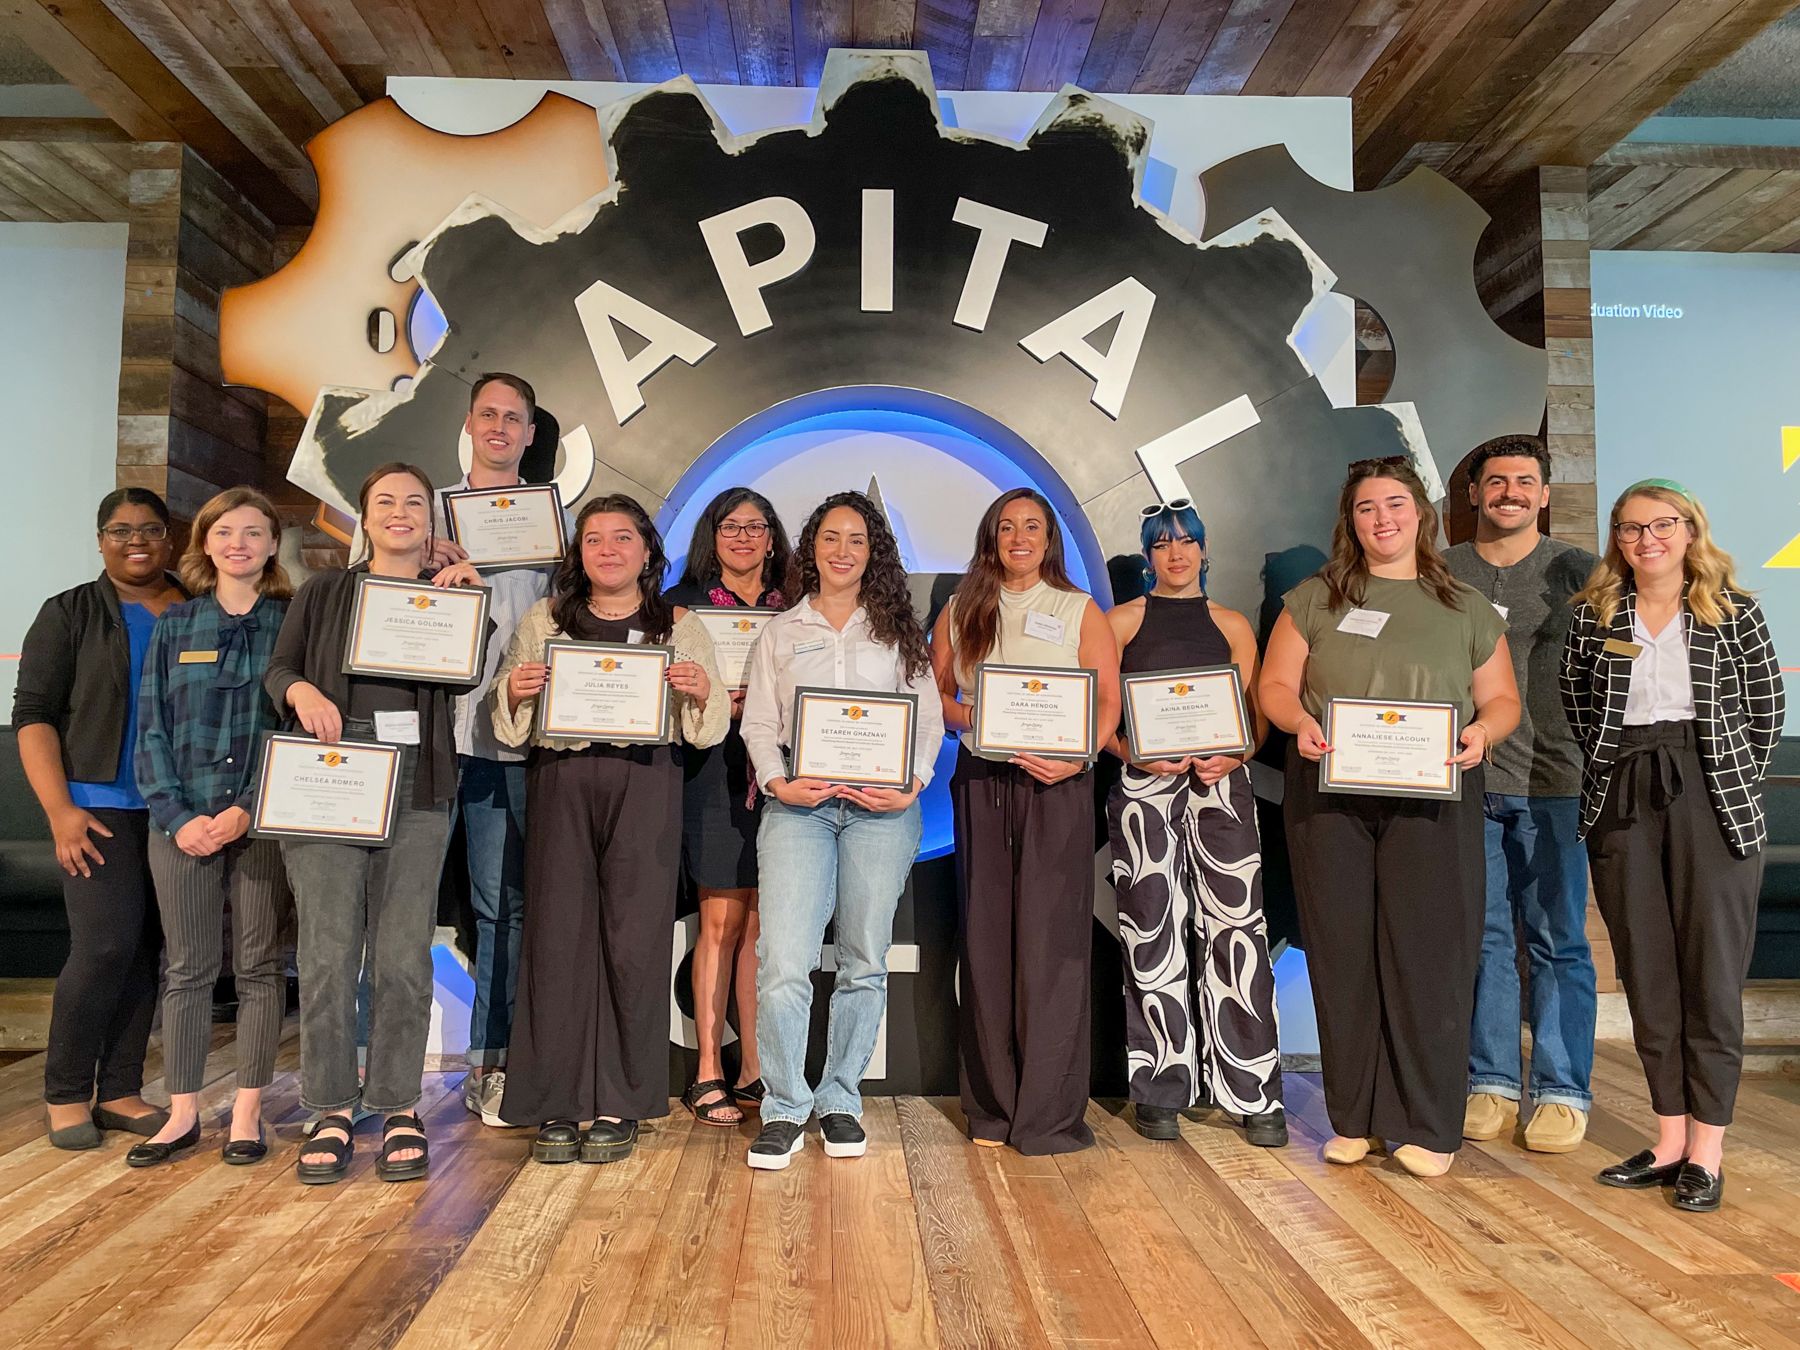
{"left": 1563, "top": 479, "right": 1783, "bottom": 1213}
{"left": 14, "top": 488, "right": 185, "bottom": 1149}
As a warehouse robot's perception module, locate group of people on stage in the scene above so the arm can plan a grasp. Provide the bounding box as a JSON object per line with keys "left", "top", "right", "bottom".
{"left": 15, "top": 371, "right": 1781, "bottom": 1212}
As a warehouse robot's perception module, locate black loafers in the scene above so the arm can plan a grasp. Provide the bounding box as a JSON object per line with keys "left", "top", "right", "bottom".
{"left": 1671, "top": 1162, "right": 1723, "bottom": 1212}
{"left": 1596, "top": 1148, "right": 1685, "bottom": 1189}
{"left": 125, "top": 1120, "right": 201, "bottom": 1168}
{"left": 1132, "top": 1104, "right": 1181, "bottom": 1140}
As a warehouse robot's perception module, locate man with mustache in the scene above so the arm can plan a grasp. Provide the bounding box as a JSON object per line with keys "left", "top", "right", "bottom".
{"left": 1445, "top": 435, "right": 1599, "bottom": 1154}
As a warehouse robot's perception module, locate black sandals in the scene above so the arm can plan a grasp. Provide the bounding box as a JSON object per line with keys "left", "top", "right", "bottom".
{"left": 296, "top": 1113, "right": 355, "bottom": 1185}
{"left": 375, "top": 1113, "right": 429, "bottom": 1183}
{"left": 683, "top": 1079, "right": 743, "bottom": 1127}
{"left": 732, "top": 1078, "right": 766, "bottom": 1107}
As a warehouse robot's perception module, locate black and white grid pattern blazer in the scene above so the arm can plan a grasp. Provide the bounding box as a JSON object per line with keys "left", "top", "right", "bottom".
{"left": 1560, "top": 586, "right": 1784, "bottom": 856}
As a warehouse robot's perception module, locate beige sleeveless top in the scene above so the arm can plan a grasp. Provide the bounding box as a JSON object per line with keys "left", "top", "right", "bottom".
{"left": 949, "top": 580, "right": 1090, "bottom": 748}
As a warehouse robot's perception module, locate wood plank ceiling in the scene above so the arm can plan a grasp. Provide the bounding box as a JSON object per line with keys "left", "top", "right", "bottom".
{"left": 3, "top": 0, "right": 1792, "bottom": 228}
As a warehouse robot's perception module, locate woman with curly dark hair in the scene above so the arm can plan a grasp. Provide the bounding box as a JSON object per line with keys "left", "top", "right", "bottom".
{"left": 930, "top": 488, "right": 1120, "bottom": 1156}
{"left": 738, "top": 491, "right": 943, "bottom": 1170}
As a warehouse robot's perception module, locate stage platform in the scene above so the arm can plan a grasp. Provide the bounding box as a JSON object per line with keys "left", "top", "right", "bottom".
{"left": 1, "top": 1032, "right": 1798, "bottom": 1348}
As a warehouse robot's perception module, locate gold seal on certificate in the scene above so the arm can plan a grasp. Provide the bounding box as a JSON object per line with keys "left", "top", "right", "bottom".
{"left": 1320, "top": 697, "right": 1462, "bottom": 800}
{"left": 537, "top": 640, "right": 672, "bottom": 743}
{"left": 789, "top": 687, "right": 918, "bottom": 788}
{"left": 250, "top": 733, "right": 401, "bottom": 845}
{"left": 441, "top": 484, "right": 568, "bottom": 567}
{"left": 343, "top": 575, "right": 491, "bottom": 684}
{"left": 1121, "top": 664, "right": 1251, "bottom": 760}
{"left": 690, "top": 607, "right": 776, "bottom": 691}
{"left": 971, "top": 663, "right": 1098, "bottom": 762}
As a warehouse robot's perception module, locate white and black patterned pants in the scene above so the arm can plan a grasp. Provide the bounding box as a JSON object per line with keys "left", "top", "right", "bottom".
{"left": 1105, "top": 765, "right": 1283, "bottom": 1114}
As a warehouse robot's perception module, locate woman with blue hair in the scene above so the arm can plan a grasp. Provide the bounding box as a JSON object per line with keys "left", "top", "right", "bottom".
{"left": 1103, "top": 501, "right": 1287, "bottom": 1146}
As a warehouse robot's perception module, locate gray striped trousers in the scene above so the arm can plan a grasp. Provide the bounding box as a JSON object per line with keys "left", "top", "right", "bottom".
{"left": 147, "top": 831, "right": 289, "bottom": 1095}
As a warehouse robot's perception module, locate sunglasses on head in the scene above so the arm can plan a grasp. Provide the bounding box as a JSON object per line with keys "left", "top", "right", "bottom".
{"left": 1140, "top": 498, "right": 1193, "bottom": 518}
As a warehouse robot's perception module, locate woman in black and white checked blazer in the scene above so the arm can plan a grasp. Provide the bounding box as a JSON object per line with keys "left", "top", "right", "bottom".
{"left": 1561, "top": 479, "right": 1783, "bottom": 1214}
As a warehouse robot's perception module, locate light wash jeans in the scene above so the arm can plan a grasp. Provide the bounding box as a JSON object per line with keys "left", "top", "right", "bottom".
{"left": 456, "top": 755, "right": 527, "bottom": 1068}
{"left": 1468, "top": 793, "right": 1596, "bottom": 1111}
{"left": 754, "top": 796, "right": 922, "bottom": 1126}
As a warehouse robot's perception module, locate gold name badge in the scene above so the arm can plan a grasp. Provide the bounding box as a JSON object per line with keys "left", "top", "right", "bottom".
{"left": 178, "top": 650, "right": 220, "bottom": 664}
{"left": 1601, "top": 638, "right": 1643, "bottom": 659}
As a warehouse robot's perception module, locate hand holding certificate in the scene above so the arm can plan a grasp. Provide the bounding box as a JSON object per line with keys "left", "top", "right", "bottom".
{"left": 1121, "top": 665, "right": 1252, "bottom": 761}
{"left": 1319, "top": 697, "right": 1461, "bottom": 800}
{"left": 690, "top": 607, "right": 776, "bottom": 692}
{"left": 537, "top": 640, "right": 672, "bottom": 743}
{"left": 970, "top": 664, "right": 1098, "bottom": 762}
{"left": 441, "top": 484, "right": 567, "bottom": 568}
{"left": 344, "top": 575, "right": 491, "bottom": 684}
{"left": 251, "top": 734, "right": 401, "bottom": 844}
{"left": 789, "top": 687, "right": 918, "bottom": 789}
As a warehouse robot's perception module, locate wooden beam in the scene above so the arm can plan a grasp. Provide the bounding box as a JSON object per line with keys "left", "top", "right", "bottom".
{"left": 1186, "top": 0, "right": 1297, "bottom": 95}
{"left": 915, "top": 0, "right": 977, "bottom": 88}
{"left": 539, "top": 0, "right": 628, "bottom": 80}
{"left": 1019, "top": 0, "right": 1105, "bottom": 92}
{"left": 0, "top": 116, "right": 131, "bottom": 141}
{"left": 1599, "top": 140, "right": 1800, "bottom": 170}
{"left": 1129, "top": 0, "right": 1229, "bottom": 94}
{"left": 667, "top": 0, "right": 742, "bottom": 83}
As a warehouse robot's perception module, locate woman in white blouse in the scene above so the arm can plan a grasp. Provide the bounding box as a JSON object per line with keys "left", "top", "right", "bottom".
{"left": 739, "top": 491, "right": 944, "bottom": 1171}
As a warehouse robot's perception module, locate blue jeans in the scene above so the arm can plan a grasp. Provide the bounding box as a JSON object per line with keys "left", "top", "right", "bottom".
{"left": 754, "top": 797, "right": 922, "bottom": 1126}
{"left": 1468, "top": 794, "right": 1596, "bottom": 1110}
{"left": 458, "top": 755, "right": 528, "bottom": 1068}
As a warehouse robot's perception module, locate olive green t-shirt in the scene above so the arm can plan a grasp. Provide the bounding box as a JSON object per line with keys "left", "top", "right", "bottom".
{"left": 1282, "top": 573, "right": 1506, "bottom": 723}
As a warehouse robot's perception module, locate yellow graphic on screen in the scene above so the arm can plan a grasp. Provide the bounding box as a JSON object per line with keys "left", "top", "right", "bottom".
{"left": 1768, "top": 427, "right": 1800, "bottom": 569}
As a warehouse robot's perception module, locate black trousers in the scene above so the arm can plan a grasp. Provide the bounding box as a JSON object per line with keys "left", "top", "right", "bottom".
{"left": 1285, "top": 748, "right": 1485, "bottom": 1154}
{"left": 952, "top": 749, "right": 1095, "bottom": 1155}
{"left": 500, "top": 743, "right": 682, "bottom": 1126}
{"left": 44, "top": 809, "right": 164, "bottom": 1105}
{"left": 1587, "top": 721, "right": 1763, "bottom": 1127}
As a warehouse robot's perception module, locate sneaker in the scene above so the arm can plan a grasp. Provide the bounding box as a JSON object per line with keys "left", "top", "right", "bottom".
{"left": 1132, "top": 1104, "right": 1181, "bottom": 1140}
{"left": 1462, "top": 1091, "right": 1515, "bottom": 1141}
{"left": 819, "top": 1113, "right": 866, "bottom": 1158}
{"left": 462, "top": 1071, "right": 481, "bottom": 1116}
{"left": 1523, "top": 1103, "right": 1587, "bottom": 1154}
{"left": 1242, "top": 1108, "right": 1289, "bottom": 1149}
{"left": 748, "top": 1120, "right": 806, "bottom": 1170}
{"left": 475, "top": 1071, "right": 507, "bottom": 1128}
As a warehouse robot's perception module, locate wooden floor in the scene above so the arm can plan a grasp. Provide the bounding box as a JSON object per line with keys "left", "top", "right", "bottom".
{"left": 2, "top": 1031, "right": 1799, "bottom": 1348}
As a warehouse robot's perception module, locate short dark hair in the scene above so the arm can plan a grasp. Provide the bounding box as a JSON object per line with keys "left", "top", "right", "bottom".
{"left": 470, "top": 372, "right": 536, "bottom": 424}
{"left": 96, "top": 486, "right": 170, "bottom": 533}
{"left": 1466, "top": 434, "right": 1551, "bottom": 485}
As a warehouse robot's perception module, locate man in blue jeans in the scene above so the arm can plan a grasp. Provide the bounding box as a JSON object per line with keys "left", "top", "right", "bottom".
{"left": 1445, "top": 435, "right": 1599, "bottom": 1153}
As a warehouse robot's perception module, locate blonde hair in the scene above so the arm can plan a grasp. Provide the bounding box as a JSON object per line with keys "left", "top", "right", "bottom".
{"left": 1575, "top": 483, "right": 1746, "bottom": 627}
{"left": 179, "top": 487, "right": 293, "bottom": 598}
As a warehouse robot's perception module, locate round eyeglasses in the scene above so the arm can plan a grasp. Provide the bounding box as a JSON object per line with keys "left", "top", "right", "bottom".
{"left": 1613, "top": 517, "right": 1686, "bottom": 544}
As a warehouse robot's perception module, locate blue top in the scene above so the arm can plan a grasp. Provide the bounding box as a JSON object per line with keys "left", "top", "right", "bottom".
{"left": 68, "top": 601, "right": 156, "bottom": 810}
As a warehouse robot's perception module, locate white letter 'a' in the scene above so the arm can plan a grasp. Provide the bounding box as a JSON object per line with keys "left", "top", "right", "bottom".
{"left": 699, "top": 197, "right": 817, "bottom": 336}
{"left": 1019, "top": 277, "right": 1155, "bottom": 419}
{"left": 573, "top": 279, "right": 716, "bottom": 426}
{"left": 951, "top": 199, "right": 1048, "bottom": 331}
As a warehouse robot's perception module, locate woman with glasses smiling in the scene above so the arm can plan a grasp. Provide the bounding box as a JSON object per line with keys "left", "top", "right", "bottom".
{"left": 1562, "top": 479, "right": 1783, "bottom": 1213}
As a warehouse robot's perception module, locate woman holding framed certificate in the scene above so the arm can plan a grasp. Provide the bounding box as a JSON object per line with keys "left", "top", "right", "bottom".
{"left": 664, "top": 487, "right": 791, "bottom": 1128}
{"left": 489, "top": 494, "right": 727, "bottom": 1166}
{"left": 1103, "top": 501, "right": 1286, "bottom": 1148}
{"left": 1563, "top": 481, "right": 1782, "bottom": 1213}
{"left": 266, "top": 463, "right": 484, "bottom": 1185}
{"left": 930, "top": 488, "right": 1121, "bottom": 1156}
{"left": 737, "top": 491, "right": 944, "bottom": 1170}
{"left": 1260, "top": 457, "right": 1519, "bottom": 1178}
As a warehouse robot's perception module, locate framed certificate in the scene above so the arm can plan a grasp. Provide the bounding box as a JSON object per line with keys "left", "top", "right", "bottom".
{"left": 537, "top": 640, "right": 672, "bottom": 743}
{"left": 1320, "top": 697, "right": 1462, "bottom": 800}
{"left": 250, "top": 733, "right": 401, "bottom": 845}
{"left": 342, "top": 574, "right": 491, "bottom": 684}
{"left": 441, "top": 483, "right": 567, "bottom": 568}
{"left": 690, "top": 607, "right": 777, "bottom": 691}
{"left": 970, "top": 663, "right": 1098, "bottom": 762}
{"left": 1122, "top": 664, "right": 1252, "bottom": 760}
{"left": 789, "top": 687, "right": 918, "bottom": 789}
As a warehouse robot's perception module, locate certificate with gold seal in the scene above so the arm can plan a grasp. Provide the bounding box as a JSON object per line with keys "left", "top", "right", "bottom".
{"left": 537, "top": 640, "right": 672, "bottom": 744}
{"left": 250, "top": 733, "right": 401, "bottom": 845}
{"left": 342, "top": 574, "right": 491, "bottom": 684}
{"left": 970, "top": 663, "right": 1098, "bottom": 762}
{"left": 1320, "top": 697, "right": 1461, "bottom": 800}
{"left": 1121, "top": 664, "right": 1251, "bottom": 760}
{"left": 690, "top": 607, "right": 777, "bottom": 691}
{"left": 441, "top": 483, "right": 567, "bottom": 567}
{"left": 789, "top": 687, "right": 917, "bottom": 789}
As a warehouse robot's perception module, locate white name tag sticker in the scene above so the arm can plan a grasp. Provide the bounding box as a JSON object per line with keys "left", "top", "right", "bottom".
{"left": 1336, "top": 608, "right": 1390, "bottom": 639}
{"left": 793, "top": 639, "right": 828, "bottom": 656}
{"left": 373, "top": 710, "right": 421, "bottom": 745}
{"left": 1022, "top": 610, "right": 1066, "bottom": 644}
{"left": 626, "top": 629, "right": 646, "bottom": 646}
{"left": 1492, "top": 602, "right": 1509, "bottom": 620}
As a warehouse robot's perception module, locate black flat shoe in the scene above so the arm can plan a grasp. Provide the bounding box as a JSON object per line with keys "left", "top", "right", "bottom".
{"left": 375, "top": 1113, "right": 429, "bottom": 1182}
{"left": 126, "top": 1121, "right": 201, "bottom": 1168}
{"left": 1132, "top": 1104, "right": 1181, "bottom": 1140}
{"left": 533, "top": 1120, "right": 583, "bottom": 1164}
{"left": 581, "top": 1119, "right": 638, "bottom": 1164}
{"left": 221, "top": 1129, "right": 268, "bottom": 1165}
{"left": 94, "top": 1105, "right": 171, "bottom": 1137}
{"left": 1243, "top": 1109, "right": 1289, "bottom": 1149}
{"left": 46, "top": 1112, "right": 101, "bottom": 1151}
{"left": 296, "top": 1113, "right": 354, "bottom": 1185}
{"left": 1596, "top": 1148, "right": 1685, "bottom": 1189}
{"left": 1671, "top": 1162, "right": 1723, "bottom": 1212}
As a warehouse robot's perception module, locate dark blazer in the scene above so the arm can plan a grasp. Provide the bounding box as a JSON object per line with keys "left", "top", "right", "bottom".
{"left": 12, "top": 572, "right": 185, "bottom": 783}
{"left": 1561, "top": 585, "right": 1784, "bottom": 856}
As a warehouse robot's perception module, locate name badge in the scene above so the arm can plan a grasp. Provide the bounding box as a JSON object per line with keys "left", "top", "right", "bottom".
{"left": 1336, "top": 608, "right": 1390, "bottom": 639}
{"left": 1602, "top": 637, "right": 1644, "bottom": 659}
{"left": 1492, "top": 602, "right": 1509, "bottom": 620}
{"left": 1022, "top": 610, "right": 1066, "bottom": 644}
{"left": 626, "top": 629, "right": 646, "bottom": 646}
{"left": 373, "top": 710, "right": 422, "bottom": 745}
{"left": 793, "top": 639, "right": 829, "bottom": 656}
{"left": 178, "top": 650, "right": 219, "bottom": 664}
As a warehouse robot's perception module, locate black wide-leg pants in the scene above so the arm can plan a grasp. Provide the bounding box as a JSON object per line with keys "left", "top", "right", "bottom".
{"left": 952, "top": 748, "right": 1096, "bottom": 1155}
{"left": 1586, "top": 721, "right": 1763, "bottom": 1127}
{"left": 1285, "top": 747, "right": 1486, "bottom": 1154}
{"left": 500, "top": 743, "right": 682, "bottom": 1126}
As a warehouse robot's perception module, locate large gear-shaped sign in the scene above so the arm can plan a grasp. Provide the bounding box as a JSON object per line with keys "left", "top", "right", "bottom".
{"left": 286, "top": 50, "right": 1435, "bottom": 621}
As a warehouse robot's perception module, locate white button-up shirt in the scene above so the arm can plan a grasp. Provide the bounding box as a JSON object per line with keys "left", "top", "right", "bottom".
{"left": 741, "top": 596, "right": 946, "bottom": 791}
{"left": 1623, "top": 609, "right": 1697, "bottom": 725}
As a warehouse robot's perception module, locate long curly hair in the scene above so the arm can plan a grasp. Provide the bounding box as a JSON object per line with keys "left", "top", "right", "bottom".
{"left": 786, "top": 491, "right": 929, "bottom": 679}
{"left": 1575, "top": 482, "right": 1746, "bottom": 628}
{"left": 1319, "top": 457, "right": 1462, "bottom": 612}
{"left": 949, "top": 488, "right": 1077, "bottom": 675}
{"left": 680, "top": 486, "right": 792, "bottom": 599}
{"left": 553, "top": 494, "right": 674, "bottom": 643}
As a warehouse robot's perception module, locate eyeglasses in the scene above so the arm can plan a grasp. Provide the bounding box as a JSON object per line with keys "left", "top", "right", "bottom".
{"left": 717, "top": 520, "right": 769, "bottom": 540}
{"left": 1140, "top": 498, "right": 1192, "bottom": 518}
{"left": 101, "top": 524, "right": 169, "bottom": 543}
{"left": 1614, "top": 516, "right": 1686, "bottom": 544}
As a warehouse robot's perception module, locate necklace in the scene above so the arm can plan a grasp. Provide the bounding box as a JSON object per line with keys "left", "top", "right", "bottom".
{"left": 587, "top": 597, "right": 639, "bottom": 621}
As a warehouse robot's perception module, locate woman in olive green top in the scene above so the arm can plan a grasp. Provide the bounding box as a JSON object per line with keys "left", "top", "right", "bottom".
{"left": 1260, "top": 457, "right": 1519, "bottom": 1177}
